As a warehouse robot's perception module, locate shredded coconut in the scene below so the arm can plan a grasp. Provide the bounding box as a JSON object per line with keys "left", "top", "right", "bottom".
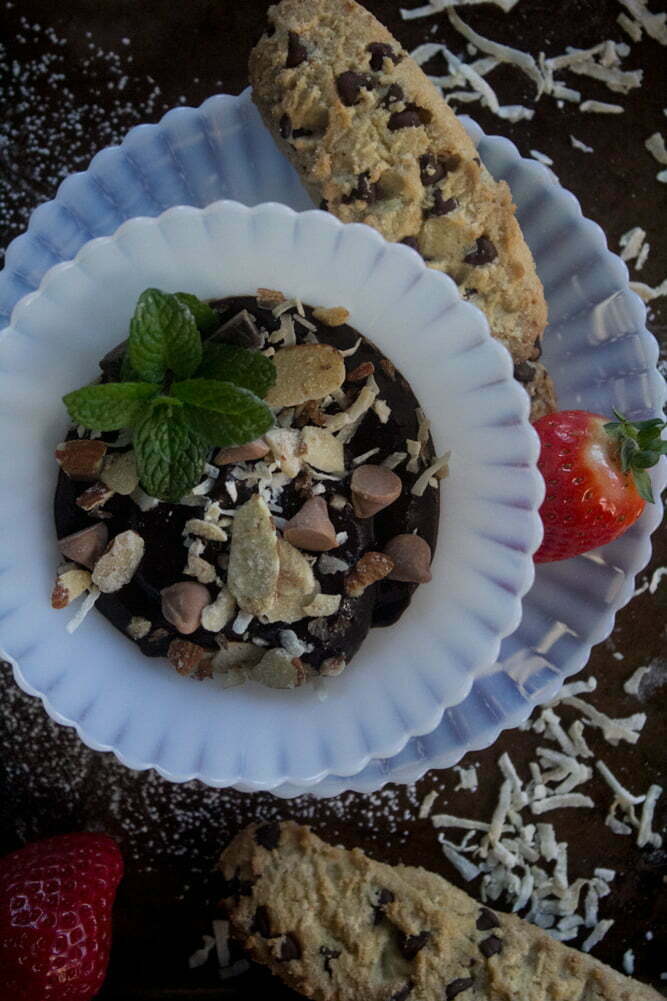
{"left": 411, "top": 452, "right": 450, "bottom": 496}
{"left": 581, "top": 918, "right": 614, "bottom": 953}
{"left": 580, "top": 100, "right": 624, "bottom": 113}
{"left": 645, "top": 131, "right": 667, "bottom": 164}
{"left": 65, "top": 586, "right": 101, "bottom": 633}
{"left": 530, "top": 149, "right": 554, "bottom": 166}
{"left": 401, "top": 0, "right": 519, "bottom": 19}
{"left": 623, "top": 665, "right": 652, "bottom": 696}
{"left": 619, "top": 226, "right": 647, "bottom": 262}
{"left": 419, "top": 790, "right": 438, "bottom": 819}
{"left": 616, "top": 0, "right": 667, "bottom": 45}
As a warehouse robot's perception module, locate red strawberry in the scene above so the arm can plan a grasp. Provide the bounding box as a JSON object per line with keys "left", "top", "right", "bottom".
{"left": 534, "top": 409, "right": 665, "bottom": 563}
{"left": 0, "top": 833, "right": 123, "bottom": 1001}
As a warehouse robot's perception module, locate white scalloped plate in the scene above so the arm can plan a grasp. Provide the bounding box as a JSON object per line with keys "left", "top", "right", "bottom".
{"left": 0, "top": 91, "right": 664, "bottom": 797}
{"left": 0, "top": 198, "right": 542, "bottom": 790}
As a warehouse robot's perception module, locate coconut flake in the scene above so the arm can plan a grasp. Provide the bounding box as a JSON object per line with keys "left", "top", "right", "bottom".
{"left": 620, "top": 226, "right": 647, "bottom": 261}
{"left": 617, "top": 0, "right": 667, "bottom": 45}
{"left": 65, "top": 586, "right": 101, "bottom": 633}
{"left": 617, "top": 11, "right": 643, "bottom": 39}
{"left": 530, "top": 149, "right": 554, "bottom": 165}
{"left": 645, "top": 131, "right": 667, "bottom": 164}
{"left": 339, "top": 337, "right": 362, "bottom": 357}
{"left": 188, "top": 934, "right": 216, "bottom": 969}
{"left": 438, "top": 837, "right": 482, "bottom": 881}
{"left": 580, "top": 99, "right": 624, "bottom": 113}
{"left": 566, "top": 60, "right": 642, "bottom": 94}
{"left": 530, "top": 793, "right": 594, "bottom": 815}
{"left": 630, "top": 278, "right": 667, "bottom": 301}
{"left": 454, "top": 764, "right": 479, "bottom": 792}
{"left": 411, "top": 452, "right": 450, "bottom": 496}
{"left": 419, "top": 790, "right": 439, "bottom": 819}
{"left": 401, "top": 0, "right": 518, "bottom": 18}
{"left": 637, "top": 784, "right": 663, "bottom": 848}
{"left": 623, "top": 665, "right": 652, "bottom": 696}
{"left": 581, "top": 918, "right": 614, "bottom": 953}
{"left": 560, "top": 696, "right": 646, "bottom": 744}
{"left": 635, "top": 241, "right": 650, "bottom": 270}
{"left": 448, "top": 10, "right": 545, "bottom": 97}
{"left": 373, "top": 399, "right": 392, "bottom": 424}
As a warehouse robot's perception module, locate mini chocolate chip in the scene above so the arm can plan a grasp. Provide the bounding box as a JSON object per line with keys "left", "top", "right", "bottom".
{"left": 425, "top": 191, "right": 458, "bottom": 218}
{"left": 400, "top": 236, "right": 419, "bottom": 252}
{"left": 389, "top": 982, "right": 414, "bottom": 1001}
{"left": 255, "top": 821, "right": 281, "bottom": 850}
{"left": 530, "top": 339, "right": 543, "bottom": 361}
{"left": 320, "top": 946, "right": 341, "bottom": 977}
{"left": 319, "top": 198, "right": 329, "bottom": 211}
{"left": 419, "top": 153, "right": 460, "bottom": 185}
{"left": 513, "top": 361, "right": 535, "bottom": 383}
{"left": 446, "top": 978, "right": 475, "bottom": 999}
{"left": 476, "top": 907, "right": 500, "bottom": 931}
{"left": 367, "top": 41, "right": 400, "bottom": 71}
{"left": 265, "top": 22, "right": 276, "bottom": 38}
{"left": 473, "top": 156, "right": 481, "bottom": 166}
{"left": 381, "top": 83, "right": 404, "bottom": 108}
{"left": 336, "top": 70, "right": 374, "bottom": 106}
{"left": 464, "top": 236, "right": 498, "bottom": 266}
{"left": 279, "top": 114, "right": 291, "bottom": 139}
{"left": 373, "top": 886, "right": 395, "bottom": 924}
{"left": 217, "top": 871, "right": 254, "bottom": 900}
{"left": 292, "top": 128, "right": 313, "bottom": 138}
{"left": 286, "top": 31, "right": 307, "bottom": 68}
{"left": 342, "top": 171, "right": 377, "bottom": 204}
{"left": 251, "top": 905, "right": 272, "bottom": 938}
{"left": 398, "top": 930, "right": 431, "bottom": 960}
{"left": 278, "top": 933, "right": 302, "bottom": 961}
{"left": 479, "top": 934, "right": 503, "bottom": 958}
{"left": 463, "top": 287, "right": 478, "bottom": 301}
{"left": 388, "top": 105, "right": 424, "bottom": 130}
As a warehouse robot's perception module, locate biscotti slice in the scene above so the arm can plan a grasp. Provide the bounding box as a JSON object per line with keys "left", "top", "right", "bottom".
{"left": 219, "top": 821, "right": 662, "bottom": 1001}
{"left": 249, "top": 0, "right": 553, "bottom": 416}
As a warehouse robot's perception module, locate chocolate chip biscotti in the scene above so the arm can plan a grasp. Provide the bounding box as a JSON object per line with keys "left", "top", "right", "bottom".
{"left": 249, "top": 0, "right": 555, "bottom": 419}
{"left": 219, "top": 822, "right": 662, "bottom": 1001}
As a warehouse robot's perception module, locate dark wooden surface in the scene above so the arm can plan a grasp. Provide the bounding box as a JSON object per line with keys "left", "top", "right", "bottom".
{"left": 1, "top": 2, "right": 665, "bottom": 998}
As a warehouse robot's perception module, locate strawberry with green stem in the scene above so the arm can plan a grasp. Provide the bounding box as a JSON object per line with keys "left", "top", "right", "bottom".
{"left": 534, "top": 409, "right": 666, "bottom": 563}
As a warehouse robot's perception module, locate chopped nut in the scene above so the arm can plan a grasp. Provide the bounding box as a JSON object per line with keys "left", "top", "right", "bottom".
{"left": 265, "top": 344, "right": 346, "bottom": 407}
{"left": 227, "top": 494, "right": 280, "bottom": 616}
{"left": 201, "top": 587, "right": 237, "bottom": 632}
{"left": 100, "top": 450, "right": 139, "bottom": 495}
{"left": 51, "top": 565, "right": 92, "bottom": 609}
{"left": 250, "top": 648, "right": 307, "bottom": 689}
{"left": 184, "top": 518, "right": 228, "bottom": 542}
{"left": 380, "top": 358, "right": 396, "bottom": 379}
{"left": 303, "top": 593, "right": 342, "bottom": 617}
{"left": 127, "top": 616, "right": 151, "bottom": 640}
{"left": 214, "top": 439, "right": 270, "bottom": 465}
{"left": 384, "top": 535, "right": 433, "bottom": 583}
{"left": 57, "top": 523, "right": 108, "bottom": 569}
{"left": 161, "top": 581, "right": 211, "bottom": 635}
{"left": 293, "top": 400, "right": 328, "bottom": 428}
{"left": 256, "top": 287, "right": 286, "bottom": 309}
{"left": 373, "top": 399, "right": 391, "bottom": 424}
{"left": 264, "top": 428, "right": 302, "bottom": 478}
{"left": 91, "top": 530, "right": 145, "bottom": 593}
{"left": 312, "top": 306, "right": 350, "bottom": 327}
{"left": 75, "top": 482, "right": 115, "bottom": 513}
{"left": 299, "top": 427, "right": 344, "bottom": 474}
{"left": 350, "top": 464, "right": 402, "bottom": 518}
{"left": 284, "top": 497, "right": 338, "bottom": 552}
{"left": 184, "top": 540, "right": 218, "bottom": 584}
{"left": 320, "top": 656, "right": 346, "bottom": 677}
{"left": 263, "top": 539, "right": 318, "bottom": 624}
{"left": 211, "top": 640, "right": 264, "bottom": 673}
{"left": 345, "top": 552, "right": 394, "bottom": 597}
{"left": 55, "top": 439, "right": 107, "bottom": 481}
{"left": 167, "top": 639, "right": 212, "bottom": 679}
{"left": 346, "top": 361, "right": 375, "bottom": 382}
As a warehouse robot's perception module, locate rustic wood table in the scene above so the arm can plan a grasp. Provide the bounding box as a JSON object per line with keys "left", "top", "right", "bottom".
{"left": 1, "top": 1, "right": 665, "bottom": 998}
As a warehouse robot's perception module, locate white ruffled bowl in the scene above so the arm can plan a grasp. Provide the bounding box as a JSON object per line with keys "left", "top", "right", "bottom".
{"left": 0, "top": 198, "right": 543, "bottom": 791}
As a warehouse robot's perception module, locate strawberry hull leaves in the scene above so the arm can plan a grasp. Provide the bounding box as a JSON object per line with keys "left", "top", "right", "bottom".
{"left": 199, "top": 343, "right": 276, "bottom": 397}
{"left": 63, "top": 382, "right": 157, "bottom": 431}
{"left": 128, "top": 288, "right": 202, "bottom": 383}
{"left": 133, "top": 404, "right": 209, "bottom": 502}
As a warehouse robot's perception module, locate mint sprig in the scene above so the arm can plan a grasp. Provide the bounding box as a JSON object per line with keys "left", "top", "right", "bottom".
{"left": 62, "top": 289, "right": 276, "bottom": 501}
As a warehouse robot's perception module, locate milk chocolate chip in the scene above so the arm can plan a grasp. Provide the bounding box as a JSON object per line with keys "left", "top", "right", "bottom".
{"left": 214, "top": 439, "right": 269, "bottom": 465}
{"left": 284, "top": 496, "right": 338, "bottom": 552}
{"left": 351, "top": 465, "right": 402, "bottom": 518}
{"left": 384, "top": 535, "right": 432, "bottom": 583}
{"left": 57, "top": 523, "right": 108, "bottom": 569}
{"left": 160, "top": 581, "right": 211, "bottom": 635}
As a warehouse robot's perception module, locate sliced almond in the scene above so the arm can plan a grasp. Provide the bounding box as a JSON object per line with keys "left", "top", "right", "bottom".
{"left": 161, "top": 581, "right": 211, "bottom": 635}
{"left": 384, "top": 534, "right": 433, "bottom": 583}
{"left": 55, "top": 439, "right": 107, "bottom": 481}
{"left": 299, "top": 426, "right": 345, "bottom": 474}
{"left": 227, "top": 494, "right": 280, "bottom": 616}
{"left": 51, "top": 565, "right": 92, "bottom": 609}
{"left": 264, "top": 428, "right": 302, "bottom": 478}
{"left": 350, "top": 464, "right": 402, "bottom": 518}
{"left": 167, "top": 639, "right": 212, "bottom": 679}
{"left": 303, "top": 593, "right": 342, "bottom": 617}
{"left": 91, "top": 530, "right": 144, "bottom": 593}
{"left": 100, "top": 450, "right": 139, "bottom": 495}
{"left": 284, "top": 497, "right": 337, "bottom": 552}
{"left": 201, "top": 587, "right": 237, "bottom": 632}
{"left": 184, "top": 518, "right": 228, "bottom": 543}
{"left": 312, "top": 306, "right": 350, "bottom": 327}
{"left": 57, "top": 523, "right": 108, "bottom": 569}
{"left": 76, "top": 482, "right": 115, "bottom": 513}
{"left": 256, "top": 287, "right": 286, "bottom": 309}
{"left": 250, "top": 648, "right": 307, "bottom": 689}
{"left": 211, "top": 640, "right": 264, "bottom": 673}
{"left": 265, "top": 344, "right": 345, "bottom": 408}
{"left": 345, "top": 551, "right": 394, "bottom": 598}
{"left": 213, "top": 439, "right": 270, "bottom": 466}
{"left": 263, "top": 538, "right": 319, "bottom": 624}
{"left": 127, "top": 616, "right": 151, "bottom": 640}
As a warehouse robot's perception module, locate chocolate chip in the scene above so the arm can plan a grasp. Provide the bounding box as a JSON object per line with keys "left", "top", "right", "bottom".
{"left": 476, "top": 907, "right": 500, "bottom": 931}
{"left": 388, "top": 105, "right": 424, "bottom": 130}
{"left": 336, "top": 70, "right": 374, "bottom": 106}
{"left": 373, "top": 887, "right": 395, "bottom": 924}
{"left": 530, "top": 338, "right": 543, "bottom": 361}
{"left": 479, "top": 934, "right": 503, "bottom": 958}
{"left": 464, "top": 236, "right": 497, "bottom": 266}
{"left": 446, "top": 978, "right": 475, "bottom": 999}
{"left": 251, "top": 905, "right": 272, "bottom": 938}
{"left": 425, "top": 191, "right": 458, "bottom": 218}
{"left": 463, "top": 287, "right": 478, "bottom": 301}
{"left": 292, "top": 128, "right": 313, "bottom": 138}
{"left": 419, "top": 153, "right": 460, "bottom": 185}
{"left": 400, "top": 236, "right": 419, "bottom": 252}
{"left": 513, "top": 361, "right": 535, "bottom": 383}
{"left": 398, "top": 930, "right": 431, "bottom": 960}
{"left": 254, "top": 821, "right": 281, "bottom": 850}
{"left": 286, "top": 31, "right": 307, "bottom": 68}
{"left": 265, "top": 22, "right": 276, "bottom": 38}
{"left": 381, "top": 83, "right": 404, "bottom": 108}
{"left": 278, "top": 933, "right": 302, "bottom": 961}
{"left": 342, "top": 171, "right": 377, "bottom": 204}
{"left": 367, "top": 42, "right": 401, "bottom": 71}
{"left": 320, "top": 946, "right": 341, "bottom": 977}
{"left": 389, "top": 982, "right": 414, "bottom": 1001}
{"left": 279, "top": 114, "right": 291, "bottom": 139}
{"left": 473, "top": 156, "right": 481, "bottom": 166}
{"left": 217, "top": 870, "right": 254, "bottom": 900}
{"left": 319, "top": 198, "right": 329, "bottom": 211}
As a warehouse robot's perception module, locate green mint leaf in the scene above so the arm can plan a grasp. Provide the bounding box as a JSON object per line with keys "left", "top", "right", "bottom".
{"left": 63, "top": 383, "right": 157, "bottom": 431}
{"left": 631, "top": 468, "right": 655, "bottom": 505}
{"left": 175, "top": 380, "right": 274, "bottom": 447}
{"left": 133, "top": 402, "right": 209, "bottom": 502}
{"left": 174, "top": 292, "right": 219, "bottom": 334}
{"left": 120, "top": 351, "right": 142, "bottom": 381}
{"left": 199, "top": 343, "right": 276, "bottom": 398}
{"left": 128, "top": 288, "right": 202, "bottom": 383}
